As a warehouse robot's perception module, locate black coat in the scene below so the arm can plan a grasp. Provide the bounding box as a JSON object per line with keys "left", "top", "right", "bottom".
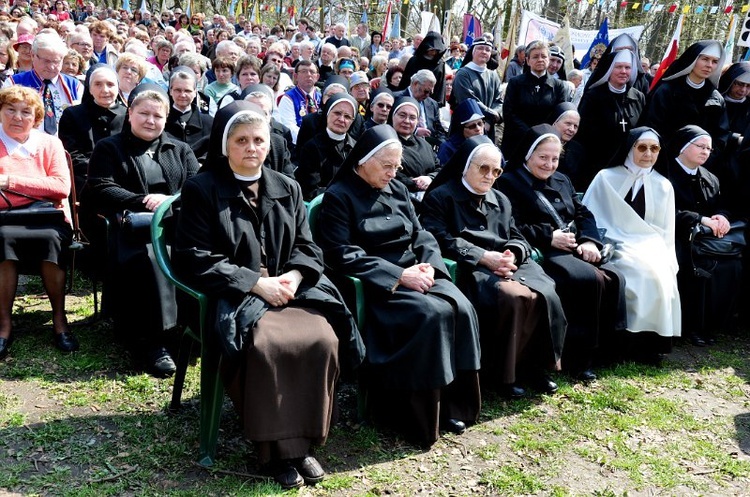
{"left": 164, "top": 104, "right": 213, "bottom": 163}
{"left": 296, "top": 110, "right": 365, "bottom": 152}
{"left": 420, "top": 178, "right": 566, "bottom": 361}
{"left": 266, "top": 133, "right": 295, "bottom": 178}
{"left": 501, "top": 72, "right": 570, "bottom": 157}
{"left": 317, "top": 173, "right": 481, "bottom": 390}
{"left": 397, "top": 133, "right": 441, "bottom": 192}
{"left": 575, "top": 84, "right": 645, "bottom": 187}
{"left": 497, "top": 169, "right": 601, "bottom": 251}
{"left": 495, "top": 169, "right": 626, "bottom": 343}
{"left": 173, "top": 165, "right": 365, "bottom": 369}
{"left": 559, "top": 140, "right": 588, "bottom": 192}
{"left": 641, "top": 77, "right": 731, "bottom": 169}
{"left": 82, "top": 129, "right": 200, "bottom": 335}
{"left": 58, "top": 99, "right": 127, "bottom": 192}
{"left": 296, "top": 131, "right": 355, "bottom": 200}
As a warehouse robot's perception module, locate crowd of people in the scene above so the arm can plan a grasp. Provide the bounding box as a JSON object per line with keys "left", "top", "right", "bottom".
{"left": 0, "top": 2, "right": 748, "bottom": 488}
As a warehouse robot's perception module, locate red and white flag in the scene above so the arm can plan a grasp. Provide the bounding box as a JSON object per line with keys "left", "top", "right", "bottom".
{"left": 650, "top": 14, "right": 684, "bottom": 91}
{"left": 382, "top": 1, "right": 392, "bottom": 39}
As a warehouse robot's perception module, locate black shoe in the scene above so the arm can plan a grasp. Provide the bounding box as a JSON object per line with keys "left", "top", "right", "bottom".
{"left": 266, "top": 460, "right": 304, "bottom": 489}
{"left": 0, "top": 336, "right": 9, "bottom": 360}
{"left": 441, "top": 418, "right": 466, "bottom": 435}
{"left": 499, "top": 383, "right": 526, "bottom": 399}
{"left": 54, "top": 331, "right": 79, "bottom": 353}
{"left": 148, "top": 347, "right": 176, "bottom": 378}
{"left": 577, "top": 369, "right": 597, "bottom": 382}
{"left": 690, "top": 335, "right": 707, "bottom": 347}
{"left": 293, "top": 455, "right": 325, "bottom": 485}
{"left": 530, "top": 374, "right": 558, "bottom": 394}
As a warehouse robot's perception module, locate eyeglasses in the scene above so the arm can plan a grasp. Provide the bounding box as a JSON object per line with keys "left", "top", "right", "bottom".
{"left": 473, "top": 163, "right": 503, "bottom": 178}
{"left": 375, "top": 102, "right": 392, "bottom": 109}
{"left": 690, "top": 142, "right": 713, "bottom": 152}
{"left": 395, "top": 111, "right": 418, "bottom": 122}
{"left": 379, "top": 163, "right": 403, "bottom": 172}
{"left": 34, "top": 54, "right": 62, "bottom": 66}
{"left": 463, "top": 120, "right": 484, "bottom": 130}
{"left": 119, "top": 65, "right": 140, "bottom": 74}
{"left": 330, "top": 110, "right": 354, "bottom": 122}
{"left": 635, "top": 144, "right": 660, "bottom": 153}
{"left": 72, "top": 42, "right": 93, "bottom": 48}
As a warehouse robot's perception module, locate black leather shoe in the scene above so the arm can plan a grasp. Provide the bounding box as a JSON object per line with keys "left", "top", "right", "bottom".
{"left": 148, "top": 347, "right": 176, "bottom": 378}
{"left": 441, "top": 418, "right": 466, "bottom": 435}
{"left": 690, "top": 335, "right": 707, "bottom": 347}
{"left": 577, "top": 369, "right": 597, "bottom": 382}
{"left": 293, "top": 455, "right": 325, "bottom": 485}
{"left": 499, "top": 383, "right": 526, "bottom": 399}
{"left": 266, "top": 460, "right": 304, "bottom": 489}
{"left": 0, "top": 337, "right": 9, "bottom": 360}
{"left": 530, "top": 375, "right": 559, "bottom": 394}
{"left": 54, "top": 331, "right": 79, "bottom": 353}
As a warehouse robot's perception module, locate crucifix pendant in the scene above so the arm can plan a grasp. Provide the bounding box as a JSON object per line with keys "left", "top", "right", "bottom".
{"left": 534, "top": 85, "right": 540, "bottom": 93}
{"left": 619, "top": 118, "right": 627, "bottom": 132}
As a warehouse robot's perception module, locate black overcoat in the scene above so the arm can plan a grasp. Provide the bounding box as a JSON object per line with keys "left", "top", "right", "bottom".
{"left": 296, "top": 131, "right": 356, "bottom": 200}
{"left": 501, "top": 72, "right": 570, "bottom": 157}
{"left": 164, "top": 103, "right": 213, "bottom": 162}
{"left": 397, "top": 133, "right": 441, "bottom": 192}
{"left": 172, "top": 165, "right": 365, "bottom": 369}
{"left": 317, "top": 173, "right": 481, "bottom": 390}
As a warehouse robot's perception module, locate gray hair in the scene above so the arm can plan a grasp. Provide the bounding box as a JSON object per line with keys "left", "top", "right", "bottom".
{"left": 226, "top": 111, "right": 269, "bottom": 140}
{"left": 32, "top": 32, "right": 68, "bottom": 57}
{"left": 177, "top": 52, "right": 206, "bottom": 72}
{"left": 216, "top": 39, "right": 239, "bottom": 57}
{"left": 169, "top": 68, "right": 197, "bottom": 87}
{"left": 410, "top": 69, "right": 436, "bottom": 85}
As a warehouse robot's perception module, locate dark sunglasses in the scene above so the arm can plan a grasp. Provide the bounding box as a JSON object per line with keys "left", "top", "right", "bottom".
{"left": 635, "top": 144, "right": 660, "bottom": 153}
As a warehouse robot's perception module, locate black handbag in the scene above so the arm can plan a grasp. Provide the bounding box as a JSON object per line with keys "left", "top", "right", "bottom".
{"left": 120, "top": 210, "right": 154, "bottom": 238}
{"left": 0, "top": 189, "right": 65, "bottom": 227}
{"left": 691, "top": 221, "right": 746, "bottom": 259}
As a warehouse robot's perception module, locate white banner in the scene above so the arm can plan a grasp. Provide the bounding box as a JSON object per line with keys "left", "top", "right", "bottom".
{"left": 518, "top": 11, "right": 644, "bottom": 56}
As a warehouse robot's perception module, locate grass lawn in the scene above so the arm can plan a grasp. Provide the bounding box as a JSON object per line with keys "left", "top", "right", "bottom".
{"left": 1, "top": 276, "right": 749, "bottom": 496}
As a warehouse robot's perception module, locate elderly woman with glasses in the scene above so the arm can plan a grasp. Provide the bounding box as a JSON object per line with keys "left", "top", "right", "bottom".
{"left": 497, "top": 125, "right": 626, "bottom": 380}
{"left": 115, "top": 53, "right": 147, "bottom": 104}
{"left": 318, "top": 125, "right": 481, "bottom": 447}
{"left": 421, "top": 135, "right": 566, "bottom": 399}
{"left": 583, "top": 127, "right": 680, "bottom": 365}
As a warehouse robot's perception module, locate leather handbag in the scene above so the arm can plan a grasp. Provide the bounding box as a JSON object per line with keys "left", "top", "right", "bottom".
{"left": 0, "top": 189, "right": 65, "bottom": 227}
{"left": 691, "top": 221, "right": 746, "bottom": 259}
{"left": 120, "top": 210, "right": 154, "bottom": 238}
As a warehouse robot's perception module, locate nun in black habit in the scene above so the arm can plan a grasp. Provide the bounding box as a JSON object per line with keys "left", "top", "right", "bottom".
{"left": 421, "top": 135, "right": 566, "bottom": 396}
{"left": 641, "top": 40, "right": 731, "bottom": 170}
{"left": 295, "top": 93, "right": 358, "bottom": 201}
{"left": 317, "top": 125, "right": 482, "bottom": 447}
{"left": 717, "top": 62, "right": 750, "bottom": 148}
{"left": 596, "top": 33, "right": 651, "bottom": 95}
{"left": 497, "top": 125, "right": 627, "bottom": 377}
{"left": 437, "top": 98, "right": 486, "bottom": 166}
{"left": 397, "top": 31, "right": 448, "bottom": 104}
{"left": 546, "top": 102, "right": 588, "bottom": 191}
{"left": 664, "top": 125, "right": 741, "bottom": 346}
{"left": 173, "top": 102, "right": 365, "bottom": 489}
{"left": 576, "top": 49, "right": 645, "bottom": 188}
{"left": 387, "top": 96, "right": 441, "bottom": 202}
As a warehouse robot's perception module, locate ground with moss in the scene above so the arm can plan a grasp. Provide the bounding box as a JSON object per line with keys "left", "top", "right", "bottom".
{"left": 1, "top": 278, "right": 749, "bottom": 496}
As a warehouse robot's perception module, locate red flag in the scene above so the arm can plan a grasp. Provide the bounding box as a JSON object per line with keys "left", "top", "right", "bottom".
{"left": 668, "top": 4, "right": 677, "bottom": 12}
{"left": 382, "top": 1, "right": 392, "bottom": 39}
{"left": 620, "top": 0, "right": 627, "bottom": 6}
{"left": 650, "top": 14, "right": 683, "bottom": 90}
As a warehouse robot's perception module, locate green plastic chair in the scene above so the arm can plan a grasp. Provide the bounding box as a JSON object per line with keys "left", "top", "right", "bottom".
{"left": 151, "top": 193, "right": 224, "bottom": 467}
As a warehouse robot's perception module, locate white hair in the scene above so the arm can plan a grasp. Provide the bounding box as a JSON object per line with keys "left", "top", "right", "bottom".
{"left": 32, "top": 32, "right": 67, "bottom": 57}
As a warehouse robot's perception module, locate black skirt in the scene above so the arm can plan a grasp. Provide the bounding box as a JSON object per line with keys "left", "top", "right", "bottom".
{"left": 0, "top": 221, "right": 73, "bottom": 272}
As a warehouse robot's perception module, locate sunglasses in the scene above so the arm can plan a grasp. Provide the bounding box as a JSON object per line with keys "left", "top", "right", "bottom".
{"left": 375, "top": 102, "right": 392, "bottom": 109}
{"left": 474, "top": 163, "right": 503, "bottom": 178}
{"left": 463, "top": 120, "right": 484, "bottom": 130}
{"left": 635, "top": 144, "right": 660, "bottom": 153}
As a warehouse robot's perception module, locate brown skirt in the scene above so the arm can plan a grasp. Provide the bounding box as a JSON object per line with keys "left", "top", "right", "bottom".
{"left": 223, "top": 307, "right": 340, "bottom": 462}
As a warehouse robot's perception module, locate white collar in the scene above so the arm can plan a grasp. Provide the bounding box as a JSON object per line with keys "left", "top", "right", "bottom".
{"left": 233, "top": 171, "right": 262, "bottom": 181}
{"left": 466, "top": 61, "right": 486, "bottom": 73}
{"left": 676, "top": 157, "right": 699, "bottom": 175}
{"left": 0, "top": 126, "right": 41, "bottom": 157}
{"left": 686, "top": 76, "right": 705, "bottom": 89}
{"left": 608, "top": 82, "right": 627, "bottom": 94}
{"left": 725, "top": 95, "right": 746, "bottom": 103}
{"left": 326, "top": 128, "right": 346, "bottom": 141}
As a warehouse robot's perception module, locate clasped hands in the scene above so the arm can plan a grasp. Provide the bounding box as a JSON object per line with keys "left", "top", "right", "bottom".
{"left": 480, "top": 249, "right": 517, "bottom": 278}
{"left": 701, "top": 214, "right": 730, "bottom": 238}
{"left": 552, "top": 229, "right": 600, "bottom": 263}
{"left": 251, "top": 270, "right": 303, "bottom": 307}
{"left": 399, "top": 262, "right": 435, "bottom": 294}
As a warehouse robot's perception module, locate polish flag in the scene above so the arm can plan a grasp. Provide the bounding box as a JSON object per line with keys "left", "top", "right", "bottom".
{"left": 650, "top": 14, "right": 683, "bottom": 91}
{"left": 382, "top": 1, "right": 392, "bottom": 39}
